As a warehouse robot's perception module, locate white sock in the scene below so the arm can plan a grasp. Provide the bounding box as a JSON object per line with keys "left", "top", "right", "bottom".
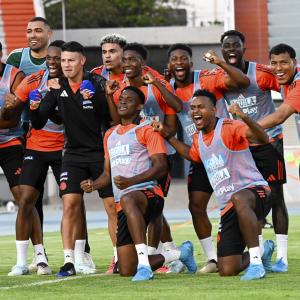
{"left": 199, "top": 236, "right": 217, "bottom": 262}
{"left": 258, "top": 235, "right": 264, "bottom": 257}
{"left": 34, "top": 244, "right": 47, "bottom": 264}
{"left": 147, "top": 246, "right": 157, "bottom": 255}
{"left": 75, "top": 240, "right": 86, "bottom": 264}
{"left": 156, "top": 241, "right": 163, "bottom": 254}
{"left": 16, "top": 240, "right": 29, "bottom": 266}
{"left": 64, "top": 249, "right": 75, "bottom": 264}
{"left": 135, "top": 244, "right": 150, "bottom": 267}
{"left": 113, "top": 246, "right": 118, "bottom": 262}
{"left": 276, "top": 234, "right": 288, "bottom": 265}
{"left": 163, "top": 241, "right": 176, "bottom": 252}
{"left": 162, "top": 249, "right": 180, "bottom": 264}
{"left": 249, "top": 246, "right": 262, "bottom": 265}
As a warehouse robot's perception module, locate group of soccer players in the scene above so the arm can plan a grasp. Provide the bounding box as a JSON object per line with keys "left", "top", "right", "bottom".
{"left": 0, "top": 16, "right": 299, "bottom": 282}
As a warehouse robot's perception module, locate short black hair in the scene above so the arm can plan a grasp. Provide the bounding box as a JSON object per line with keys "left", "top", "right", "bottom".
{"left": 269, "top": 43, "right": 296, "bottom": 59}
{"left": 122, "top": 86, "right": 145, "bottom": 104}
{"left": 62, "top": 41, "right": 85, "bottom": 55}
{"left": 28, "top": 16, "right": 50, "bottom": 28}
{"left": 192, "top": 89, "right": 217, "bottom": 107}
{"left": 220, "top": 30, "right": 245, "bottom": 44}
{"left": 123, "top": 43, "right": 148, "bottom": 61}
{"left": 167, "top": 43, "right": 192, "bottom": 57}
{"left": 49, "top": 40, "right": 65, "bottom": 48}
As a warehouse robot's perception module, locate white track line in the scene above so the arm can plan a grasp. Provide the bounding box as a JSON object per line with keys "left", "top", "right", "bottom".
{"left": 0, "top": 273, "right": 104, "bottom": 291}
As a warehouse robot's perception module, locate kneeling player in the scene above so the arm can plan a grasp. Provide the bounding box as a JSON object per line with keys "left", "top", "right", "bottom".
{"left": 81, "top": 86, "right": 197, "bottom": 281}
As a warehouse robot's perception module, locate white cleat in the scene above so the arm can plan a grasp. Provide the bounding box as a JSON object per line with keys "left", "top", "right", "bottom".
{"left": 28, "top": 256, "right": 37, "bottom": 273}
{"left": 199, "top": 259, "right": 218, "bottom": 274}
{"left": 75, "top": 263, "right": 97, "bottom": 274}
{"left": 37, "top": 262, "right": 52, "bottom": 275}
{"left": 8, "top": 265, "right": 29, "bottom": 276}
{"left": 167, "top": 260, "right": 186, "bottom": 273}
{"left": 83, "top": 252, "right": 96, "bottom": 270}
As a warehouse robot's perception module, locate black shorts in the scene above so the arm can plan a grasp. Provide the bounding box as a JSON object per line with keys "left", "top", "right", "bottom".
{"left": 59, "top": 160, "right": 113, "bottom": 198}
{"left": 217, "top": 186, "right": 269, "bottom": 257}
{"left": 250, "top": 139, "right": 286, "bottom": 185}
{"left": 19, "top": 149, "right": 62, "bottom": 191}
{"left": 158, "top": 155, "right": 173, "bottom": 197}
{"left": 0, "top": 145, "right": 23, "bottom": 188}
{"left": 116, "top": 189, "right": 164, "bottom": 247}
{"left": 187, "top": 162, "right": 213, "bottom": 194}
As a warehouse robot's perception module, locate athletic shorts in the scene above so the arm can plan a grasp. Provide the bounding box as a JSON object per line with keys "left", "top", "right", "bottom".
{"left": 19, "top": 149, "right": 62, "bottom": 191}
{"left": 187, "top": 162, "right": 213, "bottom": 194}
{"left": 158, "top": 155, "right": 173, "bottom": 197}
{"left": 217, "top": 185, "right": 269, "bottom": 257}
{"left": 250, "top": 139, "right": 286, "bottom": 185}
{"left": 59, "top": 160, "right": 113, "bottom": 198}
{"left": 0, "top": 145, "right": 23, "bottom": 188}
{"left": 116, "top": 189, "right": 164, "bottom": 247}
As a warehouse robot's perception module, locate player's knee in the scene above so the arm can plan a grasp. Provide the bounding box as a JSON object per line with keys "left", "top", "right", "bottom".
{"left": 188, "top": 200, "right": 207, "bottom": 215}
{"left": 63, "top": 200, "right": 81, "bottom": 216}
{"left": 120, "top": 195, "right": 135, "bottom": 211}
{"left": 18, "top": 195, "right": 35, "bottom": 212}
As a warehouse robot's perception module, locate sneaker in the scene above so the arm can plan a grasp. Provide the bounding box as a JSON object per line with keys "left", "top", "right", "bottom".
{"left": 8, "top": 265, "right": 29, "bottom": 276}
{"left": 75, "top": 262, "right": 96, "bottom": 274}
{"left": 37, "top": 262, "right": 52, "bottom": 275}
{"left": 240, "top": 263, "right": 265, "bottom": 281}
{"left": 105, "top": 257, "right": 116, "bottom": 275}
{"left": 178, "top": 241, "right": 197, "bottom": 273}
{"left": 132, "top": 264, "right": 153, "bottom": 282}
{"left": 272, "top": 258, "right": 288, "bottom": 273}
{"left": 155, "top": 265, "right": 170, "bottom": 273}
{"left": 56, "top": 262, "right": 76, "bottom": 277}
{"left": 199, "top": 259, "right": 218, "bottom": 274}
{"left": 167, "top": 260, "right": 186, "bottom": 273}
{"left": 83, "top": 252, "right": 96, "bottom": 270}
{"left": 28, "top": 256, "right": 37, "bottom": 273}
{"left": 261, "top": 240, "right": 275, "bottom": 273}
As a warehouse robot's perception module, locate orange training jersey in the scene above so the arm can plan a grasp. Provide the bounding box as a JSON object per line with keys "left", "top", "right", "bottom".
{"left": 15, "top": 69, "right": 64, "bottom": 152}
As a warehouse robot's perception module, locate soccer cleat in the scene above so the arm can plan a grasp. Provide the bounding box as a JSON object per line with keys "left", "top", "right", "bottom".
{"left": 155, "top": 265, "right": 170, "bottom": 273}
{"left": 132, "top": 264, "right": 153, "bottom": 282}
{"left": 113, "top": 261, "right": 119, "bottom": 274}
{"left": 37, "top": 262, "right": 52, "bottom": 275}
{"left": 272, "top": 258, "right": 288, "bottom": 273}
{"left": 75, "top": 262, "right": 96, "bottom": 274}
{"left": 240, "top": 263, "right": 265, "bottom": 281}
{"left": 105, "top": 257, "right": 116, "bottom": 275}
{"left": 261, "top": 240, "right": 275, "bottom": 273}
{"left": 8, "top": 265, "right": 29, "bottom": 276}
{"left": 56, "top": 262, "right": 76, "bottom": 277}
{"left": 178, "top": 241, "right": 197, "bottom": 273}
{"left": 83, "top": 252, "right": 96, "bottom": 270}
{"left": 28, "top": 256, "right": 37, "bottom": 273}
{"left": 167, "top": 260, "right": 186, "bottom": 273}
{"left": 199, "top": 259, "right": 218, "bottom": 274}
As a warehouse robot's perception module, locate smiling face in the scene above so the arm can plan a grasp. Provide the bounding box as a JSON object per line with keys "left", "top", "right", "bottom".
{"left": 122, "top": 50, "right": 143, "bottom": 79}
{"left": 101, "top": 43, "right": 123, "bottom": 71}
{"left": 221, "top": 35, "right": 245, "bottom": 68}
{"left": 270, "top": 52, "right": 297, "bottom": 85}
{"left": 46, "top": 46, "right": 62, "bottom": 78}
{"left": 118, "top": 89, "right": 143, "bottom": 119}
{"left": 26, "top": 21, "right": 52, "bottom": 53}
{"left": 190, "top": 96, "right": 216, "bottom": 132}
{"left": 168, "top": 49, "right": 193, "bottom": 83}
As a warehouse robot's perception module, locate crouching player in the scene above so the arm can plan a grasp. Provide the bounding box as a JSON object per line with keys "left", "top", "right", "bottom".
{"left": 81, "top": 86, "right": 197, "bottom": 281}
{"left": 153, "top": 89, "right": 273, "bottom": 281}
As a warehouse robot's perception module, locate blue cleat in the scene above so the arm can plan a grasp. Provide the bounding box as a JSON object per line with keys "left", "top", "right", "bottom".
{"left": 132, "top": 264, "right": 153, "bottom": 282}
{"left": 178, "top": 241, "right": 197, "bottom": 273}
{"left": 240, "top": 263, "right": 265, "bottom": 281}
{"left": 272, "top": 258, "right": 288, "bottom": 273}
{"left": 261, "top": 240, "right": 275, "bottom": 273}
{"left": 56, "top": 262, "right": 76, "bottom": 277}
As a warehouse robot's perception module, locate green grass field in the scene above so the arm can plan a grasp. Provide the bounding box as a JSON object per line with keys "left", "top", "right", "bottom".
{"left": 1, "top": 217, "right": 300, "bottom": 300}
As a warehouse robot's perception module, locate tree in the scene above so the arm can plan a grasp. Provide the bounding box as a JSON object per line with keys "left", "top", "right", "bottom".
{"left": 44, "top": 0, "right": 186, "bottom": 29}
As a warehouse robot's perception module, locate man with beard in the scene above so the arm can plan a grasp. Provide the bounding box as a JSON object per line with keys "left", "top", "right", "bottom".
{"left": 167, "top": 43, "right": 249, "bottom": 273}
{"left": 219, "top": 30, "right": 288, "bottom": 273}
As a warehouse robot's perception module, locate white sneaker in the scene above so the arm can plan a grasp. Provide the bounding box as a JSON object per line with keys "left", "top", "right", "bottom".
{"left": 83, "top": 252, "right": 96, "bottom": 270}
{"left": 28, "top": 256, "right": 37, "bottom": 273}
{"left": 8, "top": 265, "right": 29, "bottom": 276}
{"left": 167, "top": 260, "right": 186, "bottom": 273}
{"left": 75, "top": 263, "right": 97, "bottom": 274}
{"left": 199, "top": 259, "right": 218, "bottom": 274}
{"left": 37, "top": 262, "right": 52, "bottom": 275}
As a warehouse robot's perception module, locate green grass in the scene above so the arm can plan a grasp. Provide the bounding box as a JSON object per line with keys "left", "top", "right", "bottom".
{"left": 1, "top": 217, "right": 300, "bottom": 300}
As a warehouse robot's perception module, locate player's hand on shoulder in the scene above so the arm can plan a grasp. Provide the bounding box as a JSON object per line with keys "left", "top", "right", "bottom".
{"left": 142, "top": 71, "right": 156, "bottom": 84}
{"left": 105, "top": 80, "right": 119, "bottom": 95}
{"left": 80, "top": 179, "right": 94, "bottom": 193}
{"left": 29, "top": 89, "right": 42, "bottom": 110}
{"left": 80, "top": 80, "right": 95, "bottom": 100}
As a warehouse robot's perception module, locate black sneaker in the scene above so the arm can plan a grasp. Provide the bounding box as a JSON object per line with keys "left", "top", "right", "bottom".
{"left": 56, "top": 262, "right": 76, "bottom": 277}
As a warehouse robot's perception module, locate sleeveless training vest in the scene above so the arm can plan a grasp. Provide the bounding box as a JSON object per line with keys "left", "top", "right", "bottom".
{"left": 19, "top": 48, "right": 47, "bottom": 76}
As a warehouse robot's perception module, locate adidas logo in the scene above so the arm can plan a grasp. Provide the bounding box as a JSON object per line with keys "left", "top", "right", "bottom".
{"left": 138, "top": 252, "right": 144, "bottom": 255}
{"left": 60, "top": 90, "right": 68, "bottom": 97}
{"left": 37, "top": 252, "right": 42, "bottom": 256}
